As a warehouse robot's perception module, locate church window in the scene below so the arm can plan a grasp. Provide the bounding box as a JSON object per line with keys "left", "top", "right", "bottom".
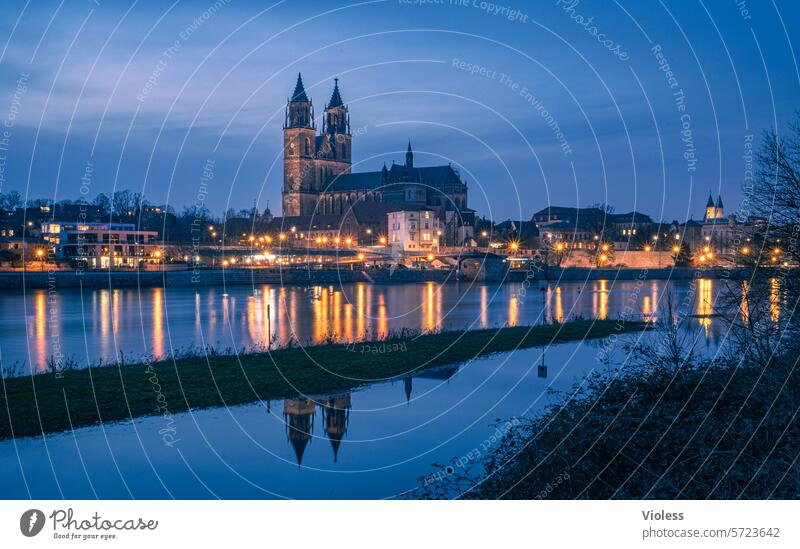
{"left": 304, "top": 138, "right": 311, "bottom": 156}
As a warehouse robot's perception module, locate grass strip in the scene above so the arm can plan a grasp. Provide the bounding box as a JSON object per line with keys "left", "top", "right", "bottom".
{"left": 0, "top": 320, "right": 647, "bottom": 440}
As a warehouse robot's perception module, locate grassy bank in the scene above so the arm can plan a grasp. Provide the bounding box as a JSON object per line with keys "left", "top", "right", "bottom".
{"left": 416, "top": 335, "right": 800, "bottom": 499}
{"left": 0, "top": 320, "right": 646, "bottom": 440}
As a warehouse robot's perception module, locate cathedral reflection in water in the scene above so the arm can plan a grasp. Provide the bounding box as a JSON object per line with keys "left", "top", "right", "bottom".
{"left": 281, "top": 365, "right": 461, "bottom": 465}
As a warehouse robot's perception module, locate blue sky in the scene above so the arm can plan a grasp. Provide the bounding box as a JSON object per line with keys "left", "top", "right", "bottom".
{"left": 0, "top": 0, "right": 798, "bottom": 222}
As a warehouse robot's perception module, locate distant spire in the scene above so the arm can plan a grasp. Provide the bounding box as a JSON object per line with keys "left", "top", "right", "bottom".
{"left": 328, "top": 77, "right": 344, "bottom": 108}
{"left": 291, "top": 73, "right": 309, "bottom": 102}
{"left": 716, "top": 194, "right": 724, "bottom": 209}
{"left": 706, "top": 193, "right": 715, "bottom": 208}
{"left": 405, "top": 139, "right": 413, "bottom": 167}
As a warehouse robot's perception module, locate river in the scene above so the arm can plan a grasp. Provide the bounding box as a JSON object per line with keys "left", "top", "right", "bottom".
{"left": 1, "top": 278, "right": 739, "bottom": 376}
{"left": 0, "top": 278, "right": 754, "bottom": 498}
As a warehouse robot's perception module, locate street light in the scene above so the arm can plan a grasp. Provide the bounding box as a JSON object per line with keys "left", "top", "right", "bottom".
{"left": 35, "top": 249, "right": 45, "bottom": 271}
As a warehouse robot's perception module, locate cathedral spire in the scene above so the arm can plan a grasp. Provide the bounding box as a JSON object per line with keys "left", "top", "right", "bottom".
{"left": 405, "top": 139, "right": 413, "bottom": 167}
{"left": 291, "top": 73, "right": 309, "bottom": 102}
{"left": 328, "top": 77, "right": 344, "bottom": 108}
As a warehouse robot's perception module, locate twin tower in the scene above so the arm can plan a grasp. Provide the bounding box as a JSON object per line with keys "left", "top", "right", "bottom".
{"left": 282, "top": 74, "right": 351, "bottom": 217}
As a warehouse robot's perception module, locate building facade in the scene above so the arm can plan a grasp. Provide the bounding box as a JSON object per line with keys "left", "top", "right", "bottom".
{"left": 43, "top": 222, "right": 159, "bottom": 268}
{"left": 388, "top": 208, "right": 441, "bottom": 254}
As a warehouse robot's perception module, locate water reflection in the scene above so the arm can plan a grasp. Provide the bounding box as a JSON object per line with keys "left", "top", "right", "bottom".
{"left": 281, "top": 365, "right": 462, "bottom": 465}
{"left": 697, "top": 278, "right": 714, "bottom": 335}
{"left": 770, "top": 277, "right": 781, "bottom": 323}
{"left": 1, "top": 278, "right": 761, "bottom": 376}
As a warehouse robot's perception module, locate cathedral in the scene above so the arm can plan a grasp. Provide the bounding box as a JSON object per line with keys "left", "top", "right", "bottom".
{"left": 281, "top": 74, "right": 473, "bottom": 241}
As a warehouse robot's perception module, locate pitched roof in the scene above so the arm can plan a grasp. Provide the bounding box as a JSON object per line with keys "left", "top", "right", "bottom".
{"left": 327, "top": 78, "right": 343, "bottom": 108}
{"left": 324, "top": 164, "right": 463, "bottom": 192}
{"left": 716, "top": 195, "right": 724, "bottom": 208}
{"left": 706, "top": 194, "right": 715, "bottom": 208}
{"left": 609, "top": 211, "right": 653, "bottom": 224}
{"left": 325, "top": 171, "right": 382, "bottom": 192}
{"left": 291, "top": 73, "right": 309, "bottom": 102}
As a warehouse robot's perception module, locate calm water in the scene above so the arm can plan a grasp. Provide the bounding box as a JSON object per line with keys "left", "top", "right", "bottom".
{"left": 1, "top": 278, "right": 734, "bottom": 375}
{"left": 0, "top": 278, "right": 743, "bottom": 498}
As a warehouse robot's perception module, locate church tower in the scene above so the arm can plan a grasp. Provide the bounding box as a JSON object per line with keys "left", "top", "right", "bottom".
{"left": 704, "top": 192, "right": 725, "bottom": 221}
{"left": 283, "top": 73, "right": 318, "bottom": 217}
{"left": 317, "top": 79, "right": 352, "bottom": 213}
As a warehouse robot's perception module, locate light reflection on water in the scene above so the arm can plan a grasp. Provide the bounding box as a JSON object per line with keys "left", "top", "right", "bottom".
{"left": 0, "top": 278, "right": 757, "bottom": 376}
{"left": 0, "top": 277, "right": 780, "bottom": 498}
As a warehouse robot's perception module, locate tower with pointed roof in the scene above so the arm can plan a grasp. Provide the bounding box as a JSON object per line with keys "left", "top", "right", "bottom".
{"left": 714, "top": 194, "right": 724, "bottom": 218}
{"left": 283, "top": 75, "right": 352, "bottom": 216}
{"left": 704, "top": 192, "right": 725, "bottom": 221}
{"left": 283, "top": 73, "right": 319, "bottom": 217}
{"left": 320, "top": 393, "right": 351, "bottom": 462}
{"left": 283, "top": 398, "right": 316, "bottom": 466}
{"left": 316, "top": 78, "right": 352, "bottom": 200}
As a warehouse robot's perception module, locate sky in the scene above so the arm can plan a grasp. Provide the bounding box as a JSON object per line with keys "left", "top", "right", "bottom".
{"left": 0, "top": 0, "right": 798, "bottom": 223}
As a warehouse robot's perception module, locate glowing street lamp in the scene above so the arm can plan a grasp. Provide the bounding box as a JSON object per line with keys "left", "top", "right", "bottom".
{"left": 672, "top": 245, "right": 681, "bottom": 253}
{"left": 644, "top": 245, "right": 652, "bottom": 252}
{"left": 379, "top": 236, "right": 387, "bottom": 245}
{"left": 427, "top": 253, "right": 435, "bottom": 262}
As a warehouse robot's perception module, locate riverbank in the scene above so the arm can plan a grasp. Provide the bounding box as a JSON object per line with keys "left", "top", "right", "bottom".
{"left": 0, "top": 266, "right": 753, "bottom": 289}
{"left": 0, "top": 320, "right": 646, "bottom": 440}
{"left": 417, "top": 338, "right": 800, "bottom": 499}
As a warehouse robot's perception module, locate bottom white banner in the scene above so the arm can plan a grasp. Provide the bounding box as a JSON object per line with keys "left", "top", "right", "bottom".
{"left": 1, "top": 501, "right": 797, "bottom": 548}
